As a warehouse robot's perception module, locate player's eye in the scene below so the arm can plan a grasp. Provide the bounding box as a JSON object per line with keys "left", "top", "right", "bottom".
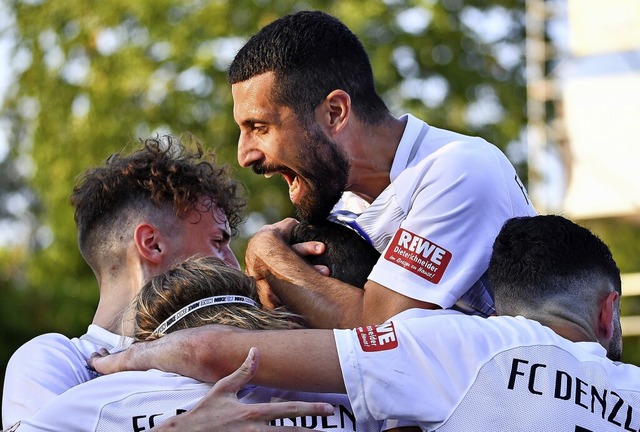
{"left": 253, "top": 124, "right": 268, "bottom": 134}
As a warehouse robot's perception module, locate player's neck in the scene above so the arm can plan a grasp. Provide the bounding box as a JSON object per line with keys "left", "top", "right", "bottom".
{"left": 92, "top": 272, "right": 142, "bottom": 336}
{"left": 346, "top": 115, "right": 406, "bottom": 201}
{"left": 546, "top": 321, "right": 597, "bottom": 344}
{"left": 92, "top": 299, "right": 133, "bottom": 335}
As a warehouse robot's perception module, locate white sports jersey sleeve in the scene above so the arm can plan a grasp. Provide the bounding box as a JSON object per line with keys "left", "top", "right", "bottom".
{"left": 338, "top": 115, "right": 536, "bottom": 315}
{"left": 12, "top": 370, "right": 385, "bottom": 432}
{"left": 334, "top": 314, "right": 640, "bottom": 431}
{"left": 2, "top": 326, "right": 130, "bottom": 428}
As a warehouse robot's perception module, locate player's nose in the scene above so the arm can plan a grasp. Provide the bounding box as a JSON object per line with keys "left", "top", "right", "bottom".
{"left": 237, "top": 135, "right": 264, "bottom": 168}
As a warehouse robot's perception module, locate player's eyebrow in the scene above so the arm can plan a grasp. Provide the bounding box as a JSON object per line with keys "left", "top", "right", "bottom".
{"left": 238, "top": 117, "right": 258, "bottom": 127}
{"left": 215, "top": 224, "right": 232, "bottom": 241}
{"left": 237, "top": 116, "right": 273, "bottom": 128}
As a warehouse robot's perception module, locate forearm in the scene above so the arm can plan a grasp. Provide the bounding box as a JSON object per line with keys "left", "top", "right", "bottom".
{"left": 93, "top": 325, "right": 345, "bottom": 393}
{"left": 220, "top": 328, "right": 345, "bottom": 392}
{"left": 244, "top": 220, "right": 365, "bottom": 328}
{"left": 264, "top": 252, "right": 435, "bottom": 328}
{"left": 265, "top": 259, "right": 365, "bottom": 329}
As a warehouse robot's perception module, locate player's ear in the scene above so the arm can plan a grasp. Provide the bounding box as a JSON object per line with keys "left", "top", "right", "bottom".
{"left": 597, "top": 291, "right": 619, "bottom": 342}
{"left": 317, "top": 89, "right": 351, "bottom": 137}
{"left": 134, "top": 223, "right": 164, "bottom": 264}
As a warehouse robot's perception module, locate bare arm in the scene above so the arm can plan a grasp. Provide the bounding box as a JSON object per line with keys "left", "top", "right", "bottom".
{"left": 151, "top": 347, "right": 334, "bottom": 432}
{"left": 89, "top": 324, "right": 344, "bottom": 393}
{"left": 246, "top": 219, "right": 439, "bottom": 329}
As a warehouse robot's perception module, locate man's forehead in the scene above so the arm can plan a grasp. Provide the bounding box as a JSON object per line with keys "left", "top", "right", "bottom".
{"left": 232, "top": 71, "right": 275, "bottom": 97}
{"left": 193, "top": 198, "right": 229, "bottom": 225}
{"left": 232, "top": 73, "right": 281, "bottom": 119}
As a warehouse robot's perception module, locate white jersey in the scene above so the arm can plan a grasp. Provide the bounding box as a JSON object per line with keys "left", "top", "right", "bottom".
{"left": 11, "top": 369, "right": 385, "bottom": 432}
{"left": 334, "top": 312, "right": 640, "bottom": 431}
{"left": 2, "top": 325, "right": 132, "bottom": 428}
{"left": 330, "top": 114, "right": 537, "bottom": 316}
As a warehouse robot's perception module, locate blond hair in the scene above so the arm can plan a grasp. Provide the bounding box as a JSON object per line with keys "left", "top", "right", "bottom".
{"left": 133, "top": 256, "right": 303, "bottom": 341}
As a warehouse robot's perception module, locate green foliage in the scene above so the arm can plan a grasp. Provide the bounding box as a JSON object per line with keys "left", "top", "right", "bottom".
{"left": 579, "top": 218, "right": 640, "bottom": 274}
{"left": 579, "top": 217, "right": 640, "bottom": 365}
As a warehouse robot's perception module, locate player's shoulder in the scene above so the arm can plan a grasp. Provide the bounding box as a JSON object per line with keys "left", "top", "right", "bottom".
{"left": 10, "top": 332, "right": 75, "bottom": 356}
{"left": 431, "top": 137, "right": 505, "bottom": 173}
{"left": 608, "top": 361, "right": 640, "bottom": 394}
{"left": 6, "top": 332, "right": 87, "bottom": 370}
{"left": 29, "top": 332, "right": 74, "bottom": 344}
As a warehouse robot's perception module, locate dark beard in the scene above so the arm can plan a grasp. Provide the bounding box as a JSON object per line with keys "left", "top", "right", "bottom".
{"left": 294, "top": 126, "right": 350, "bottom": 223}
{"left": 251, "top": 126, "right": 350, "bottom": 223}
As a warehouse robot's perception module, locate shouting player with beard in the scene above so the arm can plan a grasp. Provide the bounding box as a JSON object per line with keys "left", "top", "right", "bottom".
{"left": 228, "top": 11, "right": 536, "bottom": 329}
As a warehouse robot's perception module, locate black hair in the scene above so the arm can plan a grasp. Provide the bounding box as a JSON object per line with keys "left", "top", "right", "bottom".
{"left": 290, "top": 221, "right": 380, "bottom": 288}
{"left": 228, "top": 10, "right": 389, "bottom": 125}
{"left": 489, "top": 215, "right": 621, "bottom": 310}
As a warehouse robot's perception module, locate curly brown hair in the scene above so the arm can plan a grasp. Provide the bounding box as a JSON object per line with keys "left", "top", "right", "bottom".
{"left": 71, "top": 134, "right": 246, "bottom": 272}
{"left": 132, "top": 256, "right": 303, "bottom": 341}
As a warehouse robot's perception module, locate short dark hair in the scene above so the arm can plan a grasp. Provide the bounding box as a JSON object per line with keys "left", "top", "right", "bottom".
{"left": 489, "top": 215, "right": 621, "bottom": 315}
{"left": 228, "top": 10, "right": 388, "bottom": 125}
{"left": 71, "top": 134, "right": 246, "bottom": 271}
{"left": 290, "top": 221, "right": 380, "bottom": 288}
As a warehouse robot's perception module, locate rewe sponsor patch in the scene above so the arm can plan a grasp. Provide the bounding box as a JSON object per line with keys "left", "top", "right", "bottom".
{"left": 356, "top": 322, "right": 398, "bottom": 352}
{"left": 384, "top": 229, "right": 451, "bottom": 283}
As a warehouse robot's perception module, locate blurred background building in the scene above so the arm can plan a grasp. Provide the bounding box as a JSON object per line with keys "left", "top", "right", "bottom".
{"left": 526, "top": 0, "right": 640, "bottom": 333}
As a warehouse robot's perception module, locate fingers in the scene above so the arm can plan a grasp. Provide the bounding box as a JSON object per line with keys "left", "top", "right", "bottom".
{"left": 290, "top": 241, "right": 325, "bottom": 257}
{"left": 225, "top": 349, "right": 334, "bottom": 424}
{"left": 254, "top": 218, "right": 298, "bottom": 236}
{"left": 256, "top": 279, "right": 284, "bottom": 309}
{"left": 246, "top": 219, "right": 304, "bottom": 280}
{"left": 192, "top": 348, "right": 334, "bottom": 426}
{"left": 312, "top": 264, "right": 331, "bottom": 277}
{"left": 208, "top": 347, "right": 260, "bottom": 396}
{"left": 290, "top": 242, "right": 330, "bottom": 275}
{"left": 247, "top": 401, "right": 335, "bottom": 430}
{"left": 87, "top": 349, "right": 124, "bottom": 375}
{"left": 185, "top": 348, "right": 334, "bottom": 431}
{"left": 271, "top": 217, "right": 299, "bottom": 231}
{"left": 254, "top": 218, "right": 299, "bottom": 243}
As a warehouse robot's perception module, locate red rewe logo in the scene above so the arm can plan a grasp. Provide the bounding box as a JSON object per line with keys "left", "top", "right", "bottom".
{"left": 384, "top": 229, "right": 452, "bottom": 284}
{"left": 356, "top": 322, "right": 398, "bottom": 352}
